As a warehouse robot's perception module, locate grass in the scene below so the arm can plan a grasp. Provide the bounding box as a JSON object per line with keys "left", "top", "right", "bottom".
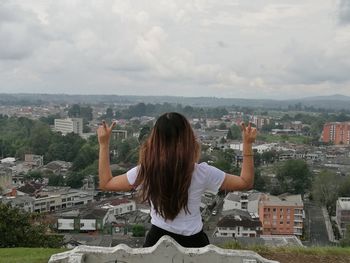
{"left": 257, "top": 133, "right": 311, "bottom": 144}
{"left": 221, "top": 242, "right": 350, "bottom": 256}
{"left": 0, "top": 248, "right": 68, "bottom": 263}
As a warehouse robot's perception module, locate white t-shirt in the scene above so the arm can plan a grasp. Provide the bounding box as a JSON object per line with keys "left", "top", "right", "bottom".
{"left": 126, "top": 162, "right": 226, "bottom": 236}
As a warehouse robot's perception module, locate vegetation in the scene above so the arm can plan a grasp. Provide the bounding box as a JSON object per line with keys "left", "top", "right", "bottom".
{"left": 275, "top": 160, "right": 312, "bottom": 195}
{"left": 312, "top": 170, "right": 350, "bottom": 215}
{"left": 132, "top": 224, "right": 145, "bottom": 237}
{"left": 0, "top": 204, "right": 63, "bottom": 248}
{"left": 0, "top": 248, "right": 67, "bottom": 263}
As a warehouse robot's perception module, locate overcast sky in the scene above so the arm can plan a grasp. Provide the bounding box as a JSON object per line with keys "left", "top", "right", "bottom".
{"left": 1, "top": 0, "right": 350, "bottom": 99}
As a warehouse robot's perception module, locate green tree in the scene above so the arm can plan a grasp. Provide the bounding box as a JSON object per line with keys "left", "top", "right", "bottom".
{"left": 226, "top": 128, "right": 234, "bottom": 140}
{"left": 132, "top": 224, "right": 145, "bottom": 237}
{"left": 25, "top": 170, "right": 43, "bottom": 181}
{"left": 276, "top": 160, "right": 312, "bottom": 195}
{"left": 254, "top": 169, "right": 266, "bottom": 192}
{"left": 218, "top": 123, "right": 227, "bottom": 130}
{"left": 0, "top": 204, "right": 63, "bottom": 248}
{"left": 71, "top": 144, "right": 98, "bottom": 171}
{"left": 65, "top": 172, "right": 85, "bottom": 188}
{"left": 340, "top": 225, "right": 350, "bottom": 247}
{"left": 312, "top": 170, "right": 340, "bottom": 214}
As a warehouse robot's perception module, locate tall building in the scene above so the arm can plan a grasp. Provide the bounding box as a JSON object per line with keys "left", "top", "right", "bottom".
{"left": 323, "top": 122, "right": 350, "bottom": 145}
{"left": 258, "top": 194, "right": 304, "bottom": 237}
{"left": 336, "top": 197, "right": 350, "bottom": 237}
{"left": 54, "top": 118, "right": 83, "bottom": 135}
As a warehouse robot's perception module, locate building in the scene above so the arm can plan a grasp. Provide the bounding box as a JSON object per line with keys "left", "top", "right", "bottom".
{"left": 0, "top": 166, "right": 12, "bottom": 192}
{"left": 33, "top": 187, "right": 94, "bottom": 213}
{"left": 252, "top": 116, "right": 271, "bottom": 129}
{"left": 215, "top": 209, "right": 262, "bottom": 238}
{"left": 54, "top": 118, "right": 83, "bottom": 135}
{"left": 258, "top": 194, "right": 304, "bottom": 237}
{"left": 336, "top": 197, "right": 350, "bottom": 237}
{"left": 56, "top": 198, "right": 136, "bottom": 232}
{"left": 111, "top": 130, "right": 128, "bottom": 141}
{"left": 24, "top": 154, "right": 44, "bottom": 168}
{"left": 0, "top": 195, "right": 35, "bottom": 213}
{"left": 323, "top": 122, "right": 350, "bottom": 145}
{"left": 223, "top": 191, "right": 262, "bottom": 214}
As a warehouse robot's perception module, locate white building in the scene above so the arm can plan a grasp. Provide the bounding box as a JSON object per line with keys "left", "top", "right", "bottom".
{"left": 34, "top": 188, "right": 94, "bottom": 213}
{"left": 336, "top": 197, "right": 350, "bottom": 237}
{"left": 57, "top": 198, "right": 136, "bottom": 232}
{"left": 215, "top": 209, "right": 262, "bottom": 238}
{"left": 54, "top": 118, "right": 83, "bottom": 135}
{"left": 223, "top": 191, "right": 262, "bottom": 214}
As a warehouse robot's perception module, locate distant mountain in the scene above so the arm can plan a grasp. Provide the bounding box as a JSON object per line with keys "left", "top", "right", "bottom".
{"left": 1, "top": 93, "right": 350, "bottom": 110}
{"left": 299, "top": 94, "right": 350, "bottom": 101}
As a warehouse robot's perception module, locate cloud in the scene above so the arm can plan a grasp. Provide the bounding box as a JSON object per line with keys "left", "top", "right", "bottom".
{"left": 338, "top": 0, "right": 350, "bottom": 25}
{"left": 0, "top": 0, "right": 349, "bottom": 99}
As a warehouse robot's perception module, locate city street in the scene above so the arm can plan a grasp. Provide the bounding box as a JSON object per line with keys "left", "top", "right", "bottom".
{"left": 304, "top": 201, "right": 330, "bottom": 246}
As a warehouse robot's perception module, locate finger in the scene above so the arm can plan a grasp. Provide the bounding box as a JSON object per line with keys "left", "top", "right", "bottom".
{"left": 240, "top": 122, "right": 246, "bottom": 131}
{"left": 110, "top": 120, "right": 117, "bottom": 129}
{"left": 102, "top": 120, "right": 107, "bottom": 129}
{"left": 248, "top": 122, "right": 252, "bottom": 132}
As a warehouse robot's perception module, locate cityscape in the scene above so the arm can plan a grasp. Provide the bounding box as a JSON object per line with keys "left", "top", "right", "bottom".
{"left": 1, "top": 0, "right": 350, "bottom": 262}
{"left": 1, "top": 94, "right": 350, "bottom": 262}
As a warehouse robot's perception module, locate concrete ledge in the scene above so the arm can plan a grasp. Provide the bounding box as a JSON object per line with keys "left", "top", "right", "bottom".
{"left": 49, "top": 235, "right": 279, "bottom": 263}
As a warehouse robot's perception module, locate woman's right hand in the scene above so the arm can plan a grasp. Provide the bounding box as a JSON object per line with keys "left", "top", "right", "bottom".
{"left": 241, "top": 122, "right": 257, "bottom": 145}
{"left": 97, "top": 120, "right": 116, "bottom": 146}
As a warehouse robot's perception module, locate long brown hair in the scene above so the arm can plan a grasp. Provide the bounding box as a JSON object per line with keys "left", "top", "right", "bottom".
{"left": 135, "top": 112, "right": 200, "bottom": 220}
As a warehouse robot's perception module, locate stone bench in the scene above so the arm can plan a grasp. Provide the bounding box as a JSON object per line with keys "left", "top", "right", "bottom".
{"left": 49, "top": 235, "right": 279, "bottom": 263}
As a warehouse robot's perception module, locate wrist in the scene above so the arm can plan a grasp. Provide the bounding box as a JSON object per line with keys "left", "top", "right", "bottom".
{"left": 243, "top": 143, "right": 253, "bottom": 155}
{"left": 99, "top": 144, "right": 109, "bottom": 150}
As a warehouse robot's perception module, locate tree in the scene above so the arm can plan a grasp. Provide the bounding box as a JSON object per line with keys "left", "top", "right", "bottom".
{"left": 340, "top": 225, "right": 350, "bottom": 247}
{"left": 132, "top": 224, "right": 145, "bottom": 237}
{"left": 65, "top": 172, "right": 85, "bottom": 188}
{"left": 226, "top": 128, "right": 234, "bottom": 140}
{"left": 312, "top": 170, "right": 340, "bottom": 214}
{"left": 229, "top": 125, "right": 241, "bottom": 140}
{"left": 25, "top": 170, "right": 43, "bottom": 182}
{"left": 218, "top": 123, "right": 227, "bottom": 130}
{"left": 68, "top": 104, "right": 81, "bottom": 118}
{"left": 0, "top": 204, "right": 63, "bottom": 248}
{"left": 138, "top": 126, "right": 151, "bottom": 143}
{"left": 254, "top": 169, "right": 266, "bottom": 191}
{"left": 276, "top": 160, "right": 312, "bottom": 195}
{"left": 71, "top": 144, "right": 98, "bottom": 171}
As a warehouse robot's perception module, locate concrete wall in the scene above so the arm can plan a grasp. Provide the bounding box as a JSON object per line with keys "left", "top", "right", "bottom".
{"left": 49, "top": 235, "right": 279, "bottom": 263}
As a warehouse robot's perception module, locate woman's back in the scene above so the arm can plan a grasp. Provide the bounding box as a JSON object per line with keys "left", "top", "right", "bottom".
{"left": 127, "top": 162, "right": 225, "bottom": 235}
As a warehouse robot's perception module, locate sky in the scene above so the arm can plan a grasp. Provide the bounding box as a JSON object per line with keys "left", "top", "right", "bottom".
{"left": 0, "top": 0, "right": 350, "bottom": 99}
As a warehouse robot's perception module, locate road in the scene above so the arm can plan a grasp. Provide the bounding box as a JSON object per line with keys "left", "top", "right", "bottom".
{"left": 203, "top": 196, "right": 224, "bottom": 237}
{"left": 304, "top": 201, "right": 331, "bottom": 246}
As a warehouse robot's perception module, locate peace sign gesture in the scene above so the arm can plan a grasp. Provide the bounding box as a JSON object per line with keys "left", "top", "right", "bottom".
{"left": 241, "top": 122, "right": 257, "bottom": 144}
{"left": 97, "top": 120, "right": 117, "bottom": 146}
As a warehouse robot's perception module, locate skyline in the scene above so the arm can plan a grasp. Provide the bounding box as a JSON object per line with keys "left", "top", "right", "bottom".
{"left": 1, "top": 0, "right": 350, "bottom": 99}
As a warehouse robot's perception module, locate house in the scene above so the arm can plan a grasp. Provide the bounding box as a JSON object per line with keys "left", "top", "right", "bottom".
{"left": 336, "top": 197, "right": 350, "bottom": 237}
{"left": 215, "top": 209, "right": 262, "bottom": 238}
{"left": 223, "top": 191, "right": 262, "bottom": 214}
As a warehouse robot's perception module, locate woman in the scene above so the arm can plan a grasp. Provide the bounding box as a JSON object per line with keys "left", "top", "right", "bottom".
{"left": 98, "top": 112, "right": 256, "bottom": 247}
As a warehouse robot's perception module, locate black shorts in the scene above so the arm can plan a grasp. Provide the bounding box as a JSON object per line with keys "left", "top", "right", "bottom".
{"left": 143, "top": 224, "right": 210, "bottom": 248}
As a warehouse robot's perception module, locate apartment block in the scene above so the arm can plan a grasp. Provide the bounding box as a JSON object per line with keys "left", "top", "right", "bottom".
{"left": 54, "top": 118, "right": 83, "bottom": 135}
{"left": 336, "top": 197, "right": 350, "bottom": 237}
{"left": 323, "top": 122, "right": 350, "bottom": 145}
{"left": 258, "top": 194, "right": 304, "bottom": 237}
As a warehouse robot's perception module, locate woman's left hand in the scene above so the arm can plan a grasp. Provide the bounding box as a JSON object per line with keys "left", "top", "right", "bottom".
{"left": 97, "top": 120, "right": 116, "bottom": 146}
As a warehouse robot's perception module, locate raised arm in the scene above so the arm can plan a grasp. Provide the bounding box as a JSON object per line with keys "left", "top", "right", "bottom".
{"left": 98, "top": 120, "right": 133, "bottom": 192}
{"left": 220, "top": 122, "right": 257, "bottom": 191}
